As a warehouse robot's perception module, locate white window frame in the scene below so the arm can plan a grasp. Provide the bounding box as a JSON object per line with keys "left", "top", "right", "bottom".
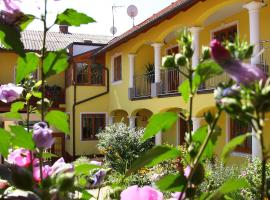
{"left": 210, "top": 21, "right": 239, "bottom": 41}
{"left": 80, "top": 112, "right": 108, "bottom": 141}
{"left": 111, "top": 53, "right": 123, "bottom": 85}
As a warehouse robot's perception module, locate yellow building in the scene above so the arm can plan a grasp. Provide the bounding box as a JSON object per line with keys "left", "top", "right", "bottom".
{"left": 65, "top": 0, "right": 270, "bottom": 163}
{"left": 1, "top": 0, "right": 270, "bottom": 163}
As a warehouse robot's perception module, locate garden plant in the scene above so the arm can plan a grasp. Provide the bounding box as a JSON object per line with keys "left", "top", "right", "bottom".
{"left": 0, "top": 0, "right": 270, "bottom": 200}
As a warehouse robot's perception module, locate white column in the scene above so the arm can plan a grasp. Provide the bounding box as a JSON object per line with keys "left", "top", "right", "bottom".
{"left": 192, "top": 117, "right": 202, "bottom": 131}
{"left": 252, "top": 128, "right": 262, "bottom": 158}
{"left": 244, "top": 1, "right": 264, "bottom": 158}
{"left": 244, "top": 1, "right": 265, "bottom": 65}
{"left": 189, "top": 27, "right": 202, "bottom": 67}
{"left": 151, "top": 43, "right": 163, "bottom": 83}
{"left": 128, "top": 54, "right": 136, "bottom": 88}
{"left": 108, "top": 116, "right": 114, "bottom": 125}
{"left": 129, "top": 116, "right": 136, "bottom": 128}
{"left": 155, "top": 131, "right": 162, "bottom": 145}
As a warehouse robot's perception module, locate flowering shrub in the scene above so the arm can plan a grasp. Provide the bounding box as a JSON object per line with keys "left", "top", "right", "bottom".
{"left": 97, "top": 123, "right": 154, "bottom": 174}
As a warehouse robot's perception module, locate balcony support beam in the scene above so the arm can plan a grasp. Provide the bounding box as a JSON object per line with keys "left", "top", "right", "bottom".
{"left": 129, "top": 116, "right": 136, "bottom": 128}
{"left": 151, "top": 43, "right": 163, "bottom": 97}
{"left": 244, "top": 1, "right": 265, "bottom": 65}
{"left": 128, "top": 54, "right": 136, "bottom": 100}
{"left": 244, "top": 1, "right": 265, "bottom": 159}
{"left": 189, "top": 27, "right": 202, "bottom": 67}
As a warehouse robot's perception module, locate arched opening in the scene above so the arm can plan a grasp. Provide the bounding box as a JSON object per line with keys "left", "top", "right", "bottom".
{"left": 132, "top": 108, "right": 153, "bottom": 128}
{"left": 110, "top": 109, "right": 129, "bottom": 125}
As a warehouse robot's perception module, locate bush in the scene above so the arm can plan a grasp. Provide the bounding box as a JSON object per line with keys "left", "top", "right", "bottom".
{"left": 240, "top": 158, "right": 270, "bottom": 200}
{"left": 97, "top": 123, "right": 154, "bottom": 174}
{"left": 198, "top": 159, "right": 242, "bottom": 199}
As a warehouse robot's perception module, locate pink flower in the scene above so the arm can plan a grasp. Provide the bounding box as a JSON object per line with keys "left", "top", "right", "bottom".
{"left": 49, "top": 157, "right": 73, "bottom": 176}
{"left": 32, "top": 159, "right": 51, "bottom": 182}
{"left": 184, "top": 166, "right": 191, "bottom": 178}
{"left": 170, "top": 192, "right": 185, "bottom": 200}
{"left": 210, "top": 39, "right": 267, "bottom": 85}
{"left": 7, "top": 148, "right": 31, "bottom": 167}
{"left": 0, "top": 83, "right": 23, "bottom": 103}
{"left": 121, "top": 185, "right": 163, "bottom": 200}
{"left": 33, "top": 122, "right": 54, "bottom": 149}
{"left": 2, "top": 0, "right": 21, "bottom": 14}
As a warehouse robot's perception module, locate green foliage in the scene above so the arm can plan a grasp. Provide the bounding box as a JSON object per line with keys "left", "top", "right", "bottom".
{"left": 0, "top": 23, "right": 25, "bottom": 57}
{"left": 43, "top": 50, "right": 69, "bottom": 77}
{"left": 128, "top": 145, "right": 181, "bottom": 174}
{"left": 156, "top": 174, "right": 186, "bottom": 192}
{"left": 10, "top": 102, "right": 25, "bottom": 113}
{"left": 179, "top": 79, "right": 190, "bottom": 103}
{"left": 55, "top": 9, "right": 96, "bottom": 26}
{"left": 16, "top": 52, "right": 39, "bottom": 84}
{"left": 19, "top": 15, "right": 35, "bottom": 31}
{"left": 9, "top": 125, "right": 35, "bottom": 150}
{"left": 97, "top": 123, "right": 154, "bottom": 174}
{"left": 45, "top": 110, "right": 69, "bottom": 134}
{"left": 0, "top": 128, "right": 12, "bottom": 157}
{"left": 142, "top": 112, "right": 178, "bottom": 141}
{"left": 74, "top": 163, "right": 101, "bottom": 175}
{"left": 221, "top": 133, "right": 251, "bottom": 163}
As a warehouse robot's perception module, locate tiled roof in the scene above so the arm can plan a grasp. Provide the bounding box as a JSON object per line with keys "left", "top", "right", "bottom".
{"left": 97, "top": 0, "right": 201, "bottom": 54}
{"left": 6, "top": 30, "right": 113, "bottom": 52}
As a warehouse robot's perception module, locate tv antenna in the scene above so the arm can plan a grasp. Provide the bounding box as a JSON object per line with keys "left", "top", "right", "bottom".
{"left": 127, "top": 5, "right": 138, "bottom": 27}
{"left": 111, "top": 5, "right": 124, "bottom": 36}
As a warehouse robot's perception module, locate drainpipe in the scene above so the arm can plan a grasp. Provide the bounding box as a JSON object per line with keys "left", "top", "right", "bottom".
{"left": 72, "top": 68, "right": 109, "bottom": 159}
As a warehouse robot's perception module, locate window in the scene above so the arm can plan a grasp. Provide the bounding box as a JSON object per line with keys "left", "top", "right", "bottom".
{"left": 213, "top": 25, "right": 237, "bottom": 42}
{"left": 81, "top": 114, "right": 106, "bottom": 140}
{"left": 113, "top": 55, "right": 122, "bottom": 82}
{"left": 76, "top": 62, "right": 89, "bottom": 84}
{"left": 167, "top": 46, "right": 179, "bottom": 55}
{"left": 230, "top": 119, "right": 252, "bottom": 154}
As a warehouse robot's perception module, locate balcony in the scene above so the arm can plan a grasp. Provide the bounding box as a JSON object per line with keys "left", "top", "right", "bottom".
{"left": 131, "top": 63, "right": 269, "bottom": 99}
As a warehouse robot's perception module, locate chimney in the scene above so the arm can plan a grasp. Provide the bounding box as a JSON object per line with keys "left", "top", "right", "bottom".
{"left": 59, "top": 25, "right": 69, "bottom": 34}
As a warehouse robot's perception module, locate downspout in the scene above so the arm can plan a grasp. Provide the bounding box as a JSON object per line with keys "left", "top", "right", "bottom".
{"left": 72, "top": 68, "right": 109, "bottom": 159}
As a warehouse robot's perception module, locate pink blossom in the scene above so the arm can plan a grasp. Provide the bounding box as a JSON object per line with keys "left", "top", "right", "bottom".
{"left": 184, "top": 166, "right": 191, "bottom": 178}
{"left": 0, "top": 83, "right": 23, "bottom": 103}
{"left": 170, "top": 192, "right": 185, "bottom": 200}
{"left": 210, "top": 39, "right": 267, "bottom": 85}
{"left": 7, "top": 148, "right": 31, "bottom": 167}
{"left": 49, "top": 157, "right": 73, "bottom": 176}
{"left": 33, "top": 122, "right": 54, "bottom": 149}
{"left": 121, "top": 185, "right": 163, "bottom": 200}
{"left": 2, "top": 0, "right": 21, "bottom": 14}
{"left": 32, "top": 159, "right": 51, "bottom": 182}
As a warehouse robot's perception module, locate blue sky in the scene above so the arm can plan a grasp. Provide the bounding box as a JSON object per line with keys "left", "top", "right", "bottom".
{"left": 2, "top": 0, "right": 176, "bottom": 36}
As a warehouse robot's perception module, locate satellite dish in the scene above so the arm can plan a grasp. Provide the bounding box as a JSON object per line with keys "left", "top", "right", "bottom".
{"left": 127, "top": 5, "right": 138, "bottom": 26}
{"left": 127, "top": 5, "right": 138, "bottom": 18}
{"left": 110, "top": 26, "right": 117, "bottom": 36}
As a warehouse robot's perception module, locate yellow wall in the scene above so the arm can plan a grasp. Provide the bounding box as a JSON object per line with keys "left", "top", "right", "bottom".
{"left": 102, "top": 0, "right": 270, "bottom": 161}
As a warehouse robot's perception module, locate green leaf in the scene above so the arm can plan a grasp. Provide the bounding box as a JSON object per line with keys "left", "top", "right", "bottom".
{"left": 195, "top": 60, "right": 223, "bottom": 82}
{"left": 208, "top": 178, "right": 249, "bottom": 199}
{"left": 16, "top": 52, "right": 39, "bottom": 84}
{"left": 10, "top": 125, "right": 35, "bottom": 150}
{"left": 179, "top": 79, "right": 190, "bottom": 103}
{"left": 43, "top": 50, "right": 69, "bottom": 77}
{"left": 74, "top": 163, "right": 101, "bottom": 175}
{"left": 11, "top": 101, "right": 25, "bottom": 113}
{"left": 193, "top": 126, "right": 221, "bottom": 161}
{"left": 0, "top": 128, "right": 11, "bottom": 157}
{"left": 128, "top": 146, "right": 181, "bottom": 175}
{"left": 45, "top": 111, "right": 69, "bottom": 134}
{"left": 42, "top": 152, "right": 58, "bottom": 159}
{"left": 32, "top": 91, "right": 42, "bottom": 99}
{"left": 0, "top": 112, "right": 22, "bottom": 120}
{"left": 156, "top": 174, "right": 187, "bottom": 192}
{"left": 142, "top": 112, "right": 178, "bottom": 141}
{"left": 19, "top": 14, "right": 35, "bottom": 31}
{"left": 221, "top": 133, "right": 251, "bottom": 163}
{"left": 81, "top": 190, "right": 94, "bottom": 200}
{"left": 0, "top": 23, "right": 25, "bottom": 57}
{"left": 55, "top": 9, "right": 96, "bottom": 26}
